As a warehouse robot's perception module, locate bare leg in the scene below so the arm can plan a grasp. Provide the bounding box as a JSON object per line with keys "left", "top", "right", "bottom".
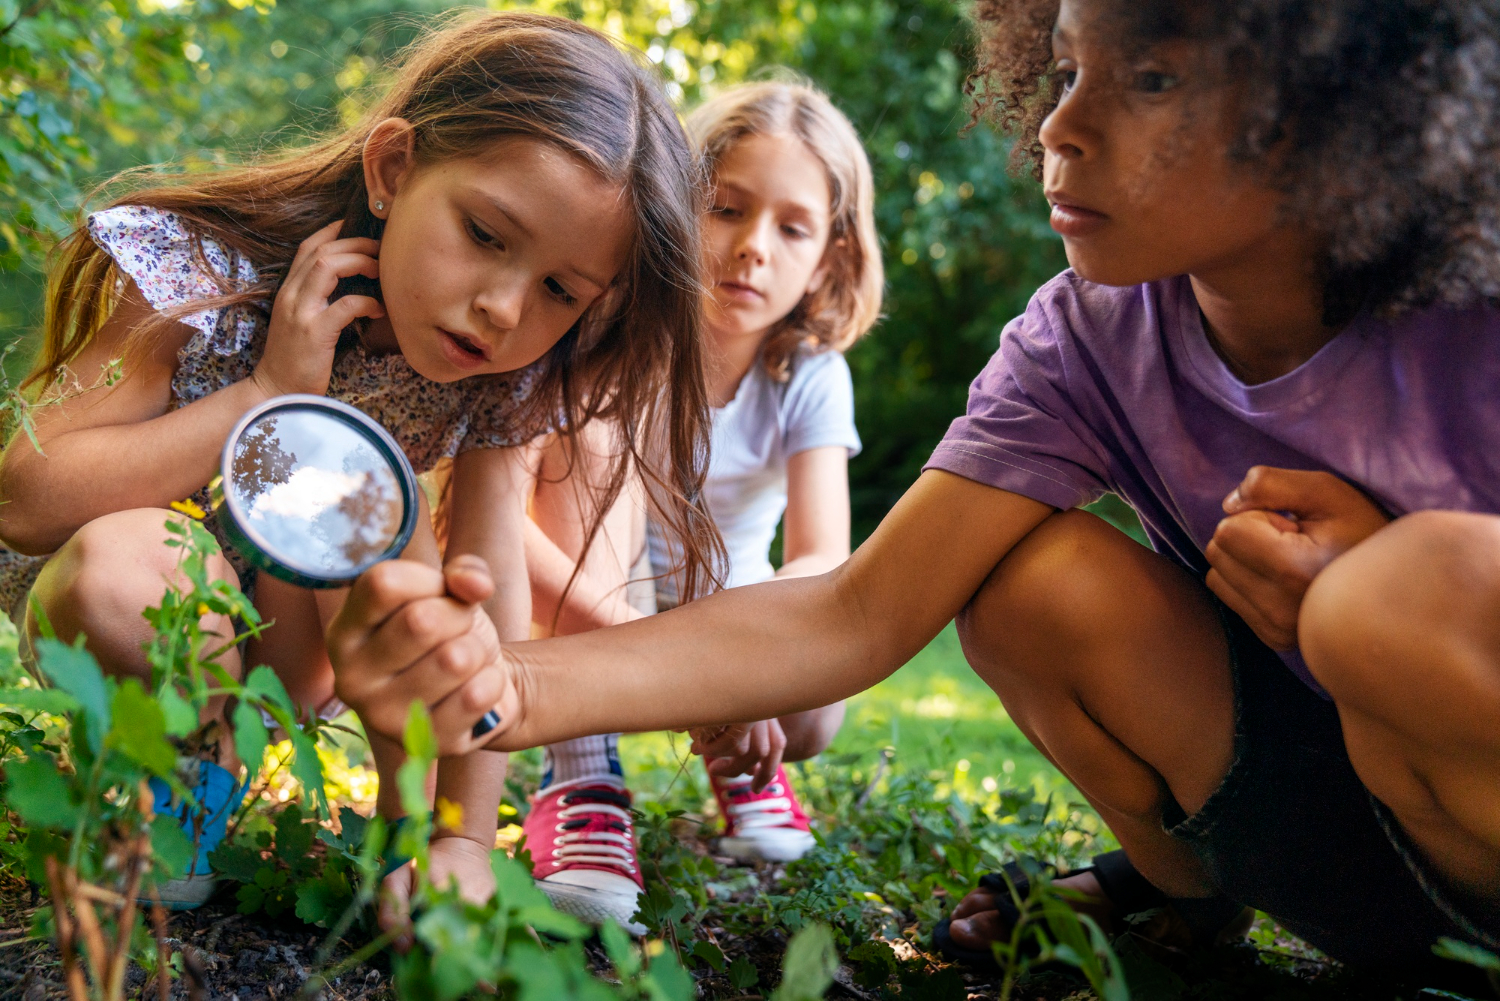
{"left": 1301, "top": 510, "right": 1500, "bottom": 905}
{"left": 946, "top": 510, "right": 1235, "bottom": 949}
{"left": 530, "top": 424, "right": 646, "bottom": 637}
{"left": 29, "top": 509, "right": 249, "bottom": 772}
{"left": 778, "top": 704, "right": 847, "bottom": 762}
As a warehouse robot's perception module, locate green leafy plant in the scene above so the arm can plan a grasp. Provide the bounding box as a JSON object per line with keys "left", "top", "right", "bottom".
{"left": 0, "top": 511, "right": 327, "bottom": 1000}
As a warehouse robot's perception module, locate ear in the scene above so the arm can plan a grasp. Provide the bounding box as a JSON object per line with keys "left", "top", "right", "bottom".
{"left": 804, "top": 236, "right": 846, "bottom": 297}
{"left": 363, "top": 119, "right": 418, "bottom": 220}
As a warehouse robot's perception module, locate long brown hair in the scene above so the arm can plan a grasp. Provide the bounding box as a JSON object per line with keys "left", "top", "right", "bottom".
{"left": 687, "top": 79, "right": 884, "bottom": 380}
{"left": 33, "top": 10, "right": 724, "bottom": 599}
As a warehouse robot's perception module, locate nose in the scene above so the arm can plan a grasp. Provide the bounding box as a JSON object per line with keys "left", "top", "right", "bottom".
{"left": 1038, "top": 78, "right": 1094, "bottom": 164}
{"left": 733, "top": 214, "right": 771, "bottom": 266}
{"left": 473, "top": 273, "right": 525, "bottom": 333}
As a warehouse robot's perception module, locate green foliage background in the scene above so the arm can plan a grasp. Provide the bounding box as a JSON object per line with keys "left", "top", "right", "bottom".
{"left": 0, "top": 0, "right": 1069, "bottom": 539}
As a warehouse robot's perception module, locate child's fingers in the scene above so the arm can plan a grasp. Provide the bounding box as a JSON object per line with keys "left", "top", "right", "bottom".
{"left": 1224, "top": 466, "right": 1342, "bottom": 518}
{"left": 333, "top": 561, "right": 458, "bottom": 654}
{"left": 293, "top": 251, "right": 381, "bottom": 303}
{"left": 1209, "top": 511, "right": 1320, "bottom": 586}
{"left": 378, "top": 863, "right": 416, "bottom": 953}
{"left": 323, "top": 294, "right": 385, "bottom": 331}
{"left": 1205, "top": 565, "right": 1298, "bottom": 650}
{"left": 750, "top": 722, "right": 786, "bottom": 793}
{"left": 443, "top": 554, "right": 495, "bottom": 606}
{"left": 374, "top": 622, "right": 495, "bottom": 714}
{"left": 430, "top": 665, "right": 510, "bottom": 755}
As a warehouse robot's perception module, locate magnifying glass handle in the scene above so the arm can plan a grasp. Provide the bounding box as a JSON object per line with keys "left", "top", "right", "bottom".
{"left": 472, "top": 710, "right": 501, "bottom": 739}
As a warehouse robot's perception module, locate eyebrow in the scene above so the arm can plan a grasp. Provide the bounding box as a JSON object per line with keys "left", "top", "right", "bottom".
{"left": 468, "top": 188, "right": 612, "bottom": 293}
{"left": 713, "top": 179, "right": 825, "bottom": 221}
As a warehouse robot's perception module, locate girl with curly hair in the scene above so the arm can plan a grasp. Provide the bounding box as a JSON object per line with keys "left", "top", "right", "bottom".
{"left": 330, "top": 0, "right": 1500, "bottom": 971}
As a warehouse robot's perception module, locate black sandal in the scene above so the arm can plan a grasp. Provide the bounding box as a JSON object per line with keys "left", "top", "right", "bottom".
{"left": 933, "top": 850, "right": 1249, "bottom": 970}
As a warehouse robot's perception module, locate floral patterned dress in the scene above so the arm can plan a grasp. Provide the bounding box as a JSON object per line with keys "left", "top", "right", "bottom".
{"left": 0, "top": 204, "right": 548, "bottom": 624}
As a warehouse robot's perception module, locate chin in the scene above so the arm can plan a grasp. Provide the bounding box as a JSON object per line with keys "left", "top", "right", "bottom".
{"left": 1063, "top": 246, "right": 1169, "bottom": 289}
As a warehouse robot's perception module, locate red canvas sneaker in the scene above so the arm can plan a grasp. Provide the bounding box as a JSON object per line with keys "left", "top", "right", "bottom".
{"left": 709, "top": 765, "right": 815, "bottom": 863}
{"left": 521, "top": 776, "right": 645, "bottom": 934}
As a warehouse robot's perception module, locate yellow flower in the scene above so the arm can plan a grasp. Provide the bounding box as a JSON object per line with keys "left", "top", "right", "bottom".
{"left": 196, "top": 602, "right": 211, "bottom": 617}
{"left": 170, "top": 499, "right": 207, "bottom": 520}
{"left": 435, "top": 796, "right": 465, "bottom": 831}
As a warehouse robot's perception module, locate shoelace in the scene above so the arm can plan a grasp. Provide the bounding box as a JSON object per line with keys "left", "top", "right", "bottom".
{"left": 721, "top": 777, "right": 797, "bottom": 832}
{"left": 549, "top": 788, "right": 636, "bottom": 875}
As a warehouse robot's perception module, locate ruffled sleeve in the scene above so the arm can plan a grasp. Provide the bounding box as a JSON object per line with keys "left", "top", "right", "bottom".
{"left": 87, "top": 205, "right": 261, "bottom": 356}
{"left": 458, "top": 362, "right": 554, "bottom": 451}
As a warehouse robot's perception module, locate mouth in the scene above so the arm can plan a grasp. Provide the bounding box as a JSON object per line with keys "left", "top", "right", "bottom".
{"left": 717, "top": 279, "right": 764, "bottom": 300}
{"left": 439, "top": 328, "right": 491, "bottom": 367}
{"left": 1044, "top": 193, "right": 1110, "bottom": 238}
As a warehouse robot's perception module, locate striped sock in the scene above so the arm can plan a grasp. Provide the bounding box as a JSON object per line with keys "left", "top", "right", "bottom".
{"left": 541, "top": 734, "right": 623, "bottom": 789}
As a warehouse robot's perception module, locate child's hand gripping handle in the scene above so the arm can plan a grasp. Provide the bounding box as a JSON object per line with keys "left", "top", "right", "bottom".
{"left": 328, "top": 554, "right": 515, "bottom": 755}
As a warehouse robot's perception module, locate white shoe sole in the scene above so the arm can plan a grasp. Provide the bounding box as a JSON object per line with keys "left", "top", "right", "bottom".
{"left": 145, "top": 874, "right": 219, "bottom": 911}
{"left": 537, "top": 879, "right": 647, "bottom": 936}
{"left": 720, "top": 830, "right": 816, "bottom": 863}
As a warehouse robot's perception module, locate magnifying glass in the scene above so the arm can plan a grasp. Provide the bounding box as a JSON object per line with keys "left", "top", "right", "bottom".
{"left": 211, "top": 395, "right": 502, "bottom": 738}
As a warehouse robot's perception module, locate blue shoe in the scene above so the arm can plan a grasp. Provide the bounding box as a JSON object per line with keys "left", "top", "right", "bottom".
{"left": 147, "top": 759, "right": 246, "bottom": 909}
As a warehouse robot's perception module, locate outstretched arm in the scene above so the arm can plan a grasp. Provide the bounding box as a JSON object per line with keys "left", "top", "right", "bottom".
{"left": 491, "top": 471, "right": 1052, "bottom": 750}
{"left": 331, "top": 471, "right": 1053, "bottom": 756}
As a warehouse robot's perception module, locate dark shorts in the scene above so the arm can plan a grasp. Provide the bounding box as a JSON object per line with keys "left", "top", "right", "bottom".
{"left": 1162, "top": 607, "right": 1500, "bottom": 970}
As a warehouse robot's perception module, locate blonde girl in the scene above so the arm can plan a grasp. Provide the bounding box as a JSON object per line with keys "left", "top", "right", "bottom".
{"left": 513, "top": 80, "right": 882, "bottom": 932}
{"left": 0, "top": 11, "right": 718, "bottom": 909}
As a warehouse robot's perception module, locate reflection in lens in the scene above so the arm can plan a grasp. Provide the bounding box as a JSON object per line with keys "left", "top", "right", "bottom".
{"left": 229, "top": 411, "right": 404, "bottom": 576}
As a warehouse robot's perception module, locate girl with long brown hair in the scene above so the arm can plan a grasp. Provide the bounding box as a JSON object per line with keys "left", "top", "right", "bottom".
{"left": 0, "top": 10, "right": 720, "bottom": 910}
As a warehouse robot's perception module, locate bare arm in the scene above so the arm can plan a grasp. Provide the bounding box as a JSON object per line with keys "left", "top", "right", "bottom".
{"left": 0, "top": 290, "right": 272, "bottom": 554}
{"left": 1, "top": 224, "right": 382, "bottom": 555}
{"left": 429, "top": 446, "right": 537, "bottom": 849}
{"left": 490, "top": 471, "right": 1053, "bottom": 749}
{"left": 775, "top": 445, "right": 851, "bottom": 580}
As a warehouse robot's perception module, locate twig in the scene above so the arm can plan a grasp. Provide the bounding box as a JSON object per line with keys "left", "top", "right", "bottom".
{"left": 69, "top": 882, "right": 110, "bottom": 994}
{"left": 298, "top": 928, "right": 400, "bottom": 999}
{"left": 45, "top": 857, "right": 89, "bottom": 1001}
{"left": 149, "top": 889, "right": 171, "bottom": 1001}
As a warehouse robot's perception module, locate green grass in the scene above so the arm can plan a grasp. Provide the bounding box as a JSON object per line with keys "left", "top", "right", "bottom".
{"left": 609, "top": 623, "right": 1076, "bottom": 811}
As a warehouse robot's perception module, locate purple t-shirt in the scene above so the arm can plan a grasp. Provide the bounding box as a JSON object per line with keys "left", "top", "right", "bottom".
{"left": 926, "top": 270, "right": 1500, "bottom": 692}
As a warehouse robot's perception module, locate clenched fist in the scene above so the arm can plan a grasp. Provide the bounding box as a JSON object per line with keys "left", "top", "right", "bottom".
{"left": 1205, "top": 466, "right": 1391, "bottom": 650}
{"left": 328, "top": 554, "right": 520, "bottom": 755}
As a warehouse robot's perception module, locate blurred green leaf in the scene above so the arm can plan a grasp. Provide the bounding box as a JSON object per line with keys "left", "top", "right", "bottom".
{"left": 4, "top": 755, "right": 81, "bottom": 829}
{"left": 108, "top": 678, "right": 176, "bottom": 777}
{"left": 770, "top": 923, "right": 838, "bottom": 1001}
{"left": 33, "top": 638, "right": 110, "bottom": 755}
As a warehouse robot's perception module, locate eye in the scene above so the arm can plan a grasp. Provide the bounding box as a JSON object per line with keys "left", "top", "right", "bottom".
{"left": 709, "top": 204, "right": 740, "bottom": 219}
{"left": 1136, "top": 70, "right": 1179, "bottom": 94}
{"left": 1058, "top": 67, "right": 1078, "bottom": 92}
{"left": 466, "top": 218, "right": 503, "bottom": 249}
{"left": 782, "top": 224, "right": 811, "bottom": 240}
{"left": 544, "top": 277, "right": 578, "bottom": 307}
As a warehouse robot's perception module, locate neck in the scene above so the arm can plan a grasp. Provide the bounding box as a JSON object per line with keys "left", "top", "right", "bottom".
{"left": 1189, "top": 228, "right": 1336, "bottom": 384}
{"left": 705, "top": 325, "right": 767, "bottom": 408}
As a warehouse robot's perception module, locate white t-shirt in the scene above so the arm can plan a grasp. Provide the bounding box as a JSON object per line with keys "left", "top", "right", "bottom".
{"left": 648, "top": 348, "right": 862, "bottom": 604}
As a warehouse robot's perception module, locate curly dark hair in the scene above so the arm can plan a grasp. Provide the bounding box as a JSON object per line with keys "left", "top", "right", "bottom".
{"left": 969, "top": 0, "right": 1500, "bottom": 324}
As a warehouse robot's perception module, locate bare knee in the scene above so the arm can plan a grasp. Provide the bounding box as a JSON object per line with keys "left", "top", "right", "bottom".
{"left": 956, "top": 509, "right": 1209, "bottom": 691}
{"left": 32, "top": 509, "right": 238, "bottom": 675}
{"left": 779, "top": 702, "right": 846, "bottom": 762}
{"left": 1301, "top": 509, "right": 1500, "bottom": 708}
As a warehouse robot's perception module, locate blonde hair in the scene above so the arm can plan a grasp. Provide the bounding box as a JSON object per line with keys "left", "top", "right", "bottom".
{"left": 686, "top": 79, "right": 883, "bottom": 380}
